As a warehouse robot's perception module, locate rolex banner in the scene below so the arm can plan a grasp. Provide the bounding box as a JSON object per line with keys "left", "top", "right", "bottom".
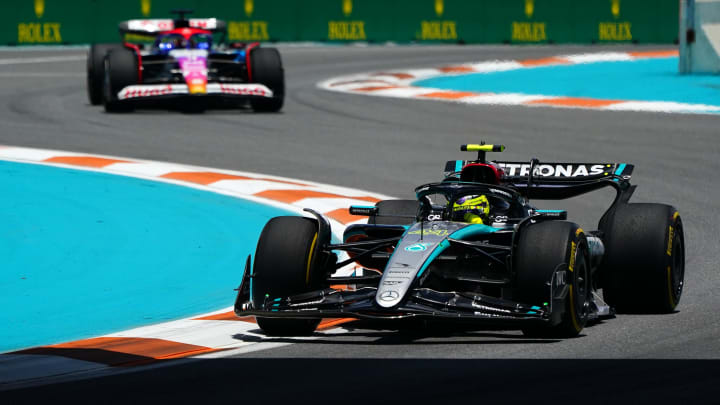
{"left": 1, "top": 0, "right": 678, "bottom": 45}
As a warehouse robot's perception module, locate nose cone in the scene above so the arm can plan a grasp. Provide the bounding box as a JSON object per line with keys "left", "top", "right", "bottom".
{"left": 174, "top": 50, "right": 209, "bottom": 95}
{"left": 188, "top": 78, "right": 207, "bottom": 94}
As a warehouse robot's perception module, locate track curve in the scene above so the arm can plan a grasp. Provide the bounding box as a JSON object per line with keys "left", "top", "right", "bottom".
{"left": 1, "top": 45, "right": 718, "bottom": 402}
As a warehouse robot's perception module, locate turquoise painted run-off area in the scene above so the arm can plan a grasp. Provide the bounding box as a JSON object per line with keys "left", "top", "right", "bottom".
{"left": 414, "top": 57, "right": 720, "bottom": 112}
{"left": 0, "top": 161, "right": 294, "bottom": 353}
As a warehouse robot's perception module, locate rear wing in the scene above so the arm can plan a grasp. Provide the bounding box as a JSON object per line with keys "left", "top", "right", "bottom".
{"left": 119, "top": 18, "right": 227, "bottom": 36}
{"left": 496, "top": 161, "right": 633, "bottom": 182}
{"left": 501, "top": 161, "right": 633, "bottom": 200}
{"left": 444, "top": 160, "right": 632, "bottom": 180}
{"left": 444, "top": 160, "right": 634, "bottom": 199}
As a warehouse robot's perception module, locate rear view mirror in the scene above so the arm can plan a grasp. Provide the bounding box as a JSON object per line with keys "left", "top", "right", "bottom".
{"left": 349, "top": 205, "right": 378, "bottom": 216}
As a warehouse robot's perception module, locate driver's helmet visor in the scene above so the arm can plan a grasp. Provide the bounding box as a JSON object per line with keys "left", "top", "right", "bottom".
{"left": 452, "top": 195, "right": 490, "bottom": 224}
{"left": 189, "top": 33, "right": 212, "bottom": 49}
{"left": 156, "top": 34, "right": 186, "bottom": 52}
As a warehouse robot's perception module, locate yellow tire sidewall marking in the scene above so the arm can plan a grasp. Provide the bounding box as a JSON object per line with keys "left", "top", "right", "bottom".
{"left": 306, "top": 233, "right": 318, "bottom": 285}
{"left": 568, "top": 228, "right": 584, "bottom": 332}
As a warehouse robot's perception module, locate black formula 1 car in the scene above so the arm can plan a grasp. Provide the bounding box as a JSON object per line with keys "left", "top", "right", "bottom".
{"left": 87, "top": 10, "right": 283, "bottom": 113}
{"left": 234, "top": 144, "right": 685, "bottom": 338}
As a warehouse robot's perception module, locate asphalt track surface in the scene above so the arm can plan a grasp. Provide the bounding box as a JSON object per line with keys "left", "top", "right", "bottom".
{"left": 1, "top": 45, "right": 719, "bottom": 403}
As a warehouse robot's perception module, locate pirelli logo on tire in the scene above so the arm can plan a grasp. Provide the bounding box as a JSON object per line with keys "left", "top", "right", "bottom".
{"left": 569, "top": 241, "right": 577, "bottom": 272}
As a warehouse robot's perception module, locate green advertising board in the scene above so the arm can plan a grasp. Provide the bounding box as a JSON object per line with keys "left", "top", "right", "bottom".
{"left": 0, "top": 0, "right": 678, "bottom": 45}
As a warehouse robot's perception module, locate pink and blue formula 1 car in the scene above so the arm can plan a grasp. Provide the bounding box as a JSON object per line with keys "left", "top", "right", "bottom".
{"left": 87, "top": 10, "right": 283, "bottom": 113}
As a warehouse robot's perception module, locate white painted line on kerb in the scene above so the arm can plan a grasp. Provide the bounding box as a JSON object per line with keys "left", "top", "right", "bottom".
{"left": 0, "top": 55, "right": 86, "bottom": 65}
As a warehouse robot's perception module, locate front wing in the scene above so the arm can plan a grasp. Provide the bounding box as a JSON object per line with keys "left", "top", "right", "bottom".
{"left": 117, "top": 83, "right": 274, "bottom": 101}
{"left": 233, "top": 257, "right": 571, "bottom": 325}
{"left": 235, "top": 287, "right": 553, "bottom": 324}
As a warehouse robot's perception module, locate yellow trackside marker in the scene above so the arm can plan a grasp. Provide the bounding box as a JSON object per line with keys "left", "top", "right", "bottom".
{"left": 35, "top": 0, "right": 44, "bottom": 19}
{"left": 525, "top": 0, "right": 534, "bottom": 18}
{"left": 141, "top": 0, "right": 151, "bottom": 17}
{"left": 306, "top": 233, "right": 318, "bottom": 284}
{"left": 611, "top": 0, "right": 621, "bottom": 18}
{"left": 667, "top": 225, "right": 674, "bottom": 256}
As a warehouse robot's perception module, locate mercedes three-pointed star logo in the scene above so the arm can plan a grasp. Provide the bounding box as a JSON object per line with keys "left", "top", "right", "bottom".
{"left": 379, "top": 290, "right": 400, "bottom": 301}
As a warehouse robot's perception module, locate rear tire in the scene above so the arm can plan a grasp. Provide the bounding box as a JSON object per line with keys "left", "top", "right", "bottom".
{"left": 103, "top": 48, "right": 138, "bottom": 113}
{"left": 515, "top": 221, "right": 590, "bottom": 338}
{"left": 252, "top": 216, "right": 322, "bottom": 336}
{"left": 87, "top": 43, "right": 122, "bottom": 105}
{"left": 368, "top": 200, "right": 419, "bottom": 226}
{"left": 600, "top": 203, "right": 684, "bottom": 313}
{"left": 249, "top": 47, "right": 284, "bottom": 112}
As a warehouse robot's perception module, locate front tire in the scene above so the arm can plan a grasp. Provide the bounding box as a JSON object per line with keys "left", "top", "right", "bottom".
{"left": 87, "top": 43, "right": 122, "bottom": 105}
{"left": 249, "top": 47, "right": 284, "bottom": 112}
{"left": 515, "top": 221, "right": 590, "bottom": 338}
{"left": 103, "top": 48, "right": 138, "bottom": 113}
{"left": 252, "top": 216, "right": 323, "bottom": 336}
{"left": 600, "top": 203, "right": 684, "bottom": 313}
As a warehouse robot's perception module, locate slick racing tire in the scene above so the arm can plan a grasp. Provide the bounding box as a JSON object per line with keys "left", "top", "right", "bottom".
{"left": 87, "top": 43, "right": 122, "bottom": 105}
{"left": 368, "top": 200, "right": 420, "bottom": 226}
{"left": 515, "top": 221, "right": 590, "bottom": 338}
{"left": 252, "top": 216, "right": 322, "bottom": 336}
{"left": 600, "top": 203, "right": 684, "bottom": 314}
{"left": 249, "top": 47, "right": 284, "bottom": 112}
{"left": 103, "top": 48, "right": 138, "bottom": 113}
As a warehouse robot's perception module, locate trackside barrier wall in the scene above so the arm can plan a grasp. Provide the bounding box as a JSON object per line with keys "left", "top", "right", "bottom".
{"left": 680, "top": 0, "right": 720, "bottom": 73}
{"left": 4, "top": 0, "right": 678, "bottom": 45}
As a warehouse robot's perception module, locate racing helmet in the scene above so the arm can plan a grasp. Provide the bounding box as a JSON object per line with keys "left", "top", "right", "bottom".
{"left": 452, "top": 194, "right": 490, "bottom": 224}
{"left": 156, "top": 34, "right": 186, "bottom": 53}
{"left": 189, "top": 33, "right": 212, "bottom": 50}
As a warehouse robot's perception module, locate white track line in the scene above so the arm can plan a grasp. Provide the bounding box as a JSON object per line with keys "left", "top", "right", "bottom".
{"left": 0, "top": 55, "right": 86, "bottom": 65}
